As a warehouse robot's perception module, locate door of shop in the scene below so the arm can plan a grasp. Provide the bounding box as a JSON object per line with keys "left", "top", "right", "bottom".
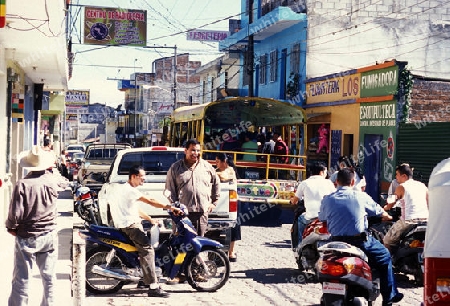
{"left": 364, "top": 134, "right": 382, "bottom": 202}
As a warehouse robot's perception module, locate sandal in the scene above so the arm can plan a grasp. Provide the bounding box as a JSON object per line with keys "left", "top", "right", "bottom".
{"left": 229, "top": 252, "right": 237, "bottom": 262}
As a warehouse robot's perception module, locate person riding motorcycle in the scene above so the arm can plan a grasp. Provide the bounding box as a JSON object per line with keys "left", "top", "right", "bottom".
{"left": 383, "top": 163, "right": 429, "bottom": 252}
{"left": 107, "top": 165, "right": 181, "bottom": 298}
{"left": 290, "top": 162, "right": 335, "bottom": 249}
{"left": 319, "top": 168, "right": 403, "bottom": 306}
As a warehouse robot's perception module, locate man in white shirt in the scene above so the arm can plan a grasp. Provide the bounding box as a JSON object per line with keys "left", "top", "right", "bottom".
{"left": 330, "top": 156, "right": 366, "bottom": 191}
{"left": 383, "top": 164, "right": 429, "bottom": 251}
{"left": 109, "top": 165, "right": 181, "bottom": 298}
{"left": 290, "top": 162, "right": 336, "bottom": 247}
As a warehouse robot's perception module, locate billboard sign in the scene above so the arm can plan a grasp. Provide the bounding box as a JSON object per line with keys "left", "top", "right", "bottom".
{"left": 187, "top": 30, "right": 228, "bottom": 42}
{"left": 65, "top": 90, "right": 90, "bottom": 106}
{"left": 84, "top": 6, "right": 147, "bottom": 46}
{"left": 157, "top": 102, "right": 173, "bottom": 115}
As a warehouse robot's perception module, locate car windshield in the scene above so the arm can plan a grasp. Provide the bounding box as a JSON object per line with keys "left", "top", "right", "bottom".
{"left": 67, "top": 151, "right": 83, "bottom": 159}
{"left": 117, "top": 151, "right": 184, "bottom": 175}
{"left": 73, "top": 153, "right": 84, "bottom": 160}
{"left": 68, "top": 145, "right": 84, "bottom": 152}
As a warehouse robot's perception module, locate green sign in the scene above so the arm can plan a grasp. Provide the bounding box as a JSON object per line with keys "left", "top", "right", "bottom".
{"left": 360, "top": 66, "right": 398, "bottom": 97}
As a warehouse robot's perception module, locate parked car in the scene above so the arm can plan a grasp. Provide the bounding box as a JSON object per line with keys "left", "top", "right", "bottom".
{"left": 78, "top": 143, "right": 131, "bottom": 193}
{"left": 67, "top": 144, "right": 85, "bottom": 152}
{"left": 96, "top": 146, "right": 238, "bottom": 251}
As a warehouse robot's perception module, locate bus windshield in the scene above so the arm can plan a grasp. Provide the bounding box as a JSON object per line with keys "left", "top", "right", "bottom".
{"left": 169, "top": 97, "right": 308, "bottom": 182}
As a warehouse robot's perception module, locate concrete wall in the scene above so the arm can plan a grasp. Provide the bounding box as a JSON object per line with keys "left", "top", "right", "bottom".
{"left": 306, "top": 0, "right": 450, "bottom": 80}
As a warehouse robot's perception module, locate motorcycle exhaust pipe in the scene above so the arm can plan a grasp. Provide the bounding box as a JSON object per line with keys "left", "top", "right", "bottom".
{"left": 91, "top": 265, "right": 140, "bottom": 282}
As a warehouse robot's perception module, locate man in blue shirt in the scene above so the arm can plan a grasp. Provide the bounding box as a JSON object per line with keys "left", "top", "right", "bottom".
{"left": 319, "top": 168, "right": 403, "bottom": 306}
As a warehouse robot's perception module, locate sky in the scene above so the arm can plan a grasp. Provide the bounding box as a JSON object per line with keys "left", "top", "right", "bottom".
{"left": 68, "top": 0, "right": 241, "bottom": 107}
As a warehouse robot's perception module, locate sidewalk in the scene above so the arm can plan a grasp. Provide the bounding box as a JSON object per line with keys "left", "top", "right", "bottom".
{"left": 0, "top": 188, "right": 74, "bottom": 305}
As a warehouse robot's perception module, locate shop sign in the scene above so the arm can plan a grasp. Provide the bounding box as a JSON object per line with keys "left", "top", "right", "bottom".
{"left": 66, "top": 114, "right": 78, "bottom": 121}
{"left": 187, "top": 30, "right": 228, "bottom": 42}
{"left": 84, "top": 6, "right": 147, "bottom": 47}
{"left": 359, "top": 101, "right": 396, "bottom": 127}
{"left": 360, "top": 65, "right": 398, "bottom": 97}
{"left": 65, "top": 90, "right": 90, "bottom": 106}
{"left": 306, "top": 72, "right": 361, "bottom": 104}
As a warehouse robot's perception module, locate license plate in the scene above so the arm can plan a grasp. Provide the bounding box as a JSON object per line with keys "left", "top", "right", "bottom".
{"left": 323, "top": 282, "right": 346, "bottom": 295}
{"left": 245, "top": 171, "right": 259, "bottom": 179}
{"left": 418, "top": 252, "right": 424, "bottom": 264}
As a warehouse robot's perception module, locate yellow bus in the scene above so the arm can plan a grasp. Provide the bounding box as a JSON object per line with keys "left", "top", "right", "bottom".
{"left": 169, "top": 97, "right": 309, "bottom": 207}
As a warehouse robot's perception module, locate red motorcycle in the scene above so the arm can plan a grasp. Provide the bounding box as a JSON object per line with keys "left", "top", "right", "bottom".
{"left": 316, "top": 241, "right": 380, "bottom": 306}
{"left": 292, "top": 218, "right": 330, "bottom": 272}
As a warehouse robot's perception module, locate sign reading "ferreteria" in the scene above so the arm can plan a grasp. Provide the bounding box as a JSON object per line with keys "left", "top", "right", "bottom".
{"left": 186, "top": 30, "right": 228, "bottom": 42}
{"left": 360, "top": 65, "right": 398, "bottom": 98}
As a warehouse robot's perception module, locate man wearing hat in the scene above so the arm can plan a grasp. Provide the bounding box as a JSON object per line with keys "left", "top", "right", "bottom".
{"left": 5, "top": 145, "right": 67, "bottom": 306}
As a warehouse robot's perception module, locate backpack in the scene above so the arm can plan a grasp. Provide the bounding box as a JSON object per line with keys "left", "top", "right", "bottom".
{"left": 274, "top": 139, "right": 289, "bottom": 163}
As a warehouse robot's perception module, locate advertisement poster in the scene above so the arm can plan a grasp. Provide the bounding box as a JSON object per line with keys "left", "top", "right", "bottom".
{"left": 84, "top": 6, "right": 147, "bottom": 46}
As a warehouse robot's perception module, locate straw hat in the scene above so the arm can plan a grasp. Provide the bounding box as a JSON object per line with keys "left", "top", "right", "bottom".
{"left": 18, "top": 145, "right": 55, "bottom": 170}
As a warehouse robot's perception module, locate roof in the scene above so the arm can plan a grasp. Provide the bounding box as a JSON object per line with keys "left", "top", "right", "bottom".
{"left": 171, "top": 97, "right": 306, "bottom": 126}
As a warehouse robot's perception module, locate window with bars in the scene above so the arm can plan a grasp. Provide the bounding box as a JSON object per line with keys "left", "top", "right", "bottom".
{"left": 290, "top": 43, "right": 300, "bottom": 74}
{"left": 270, "top": 50, "right": 278, "bottom": 82}
{"left": 259, "top": 54, "right": 267, "bottom": 84}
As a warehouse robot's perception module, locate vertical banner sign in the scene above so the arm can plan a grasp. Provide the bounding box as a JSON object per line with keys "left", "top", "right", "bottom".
{"left": 0, "top": 0, "right": 5, "bottom": 28}
{"left": 84, "top": 6, "right": 147, "bottom": 46}
{"left": 330, "top": 130, "right": 342, "bottom": 170}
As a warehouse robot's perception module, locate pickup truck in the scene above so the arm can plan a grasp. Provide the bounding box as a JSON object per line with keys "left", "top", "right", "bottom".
{"left": 77, "top": 143, "right": 131, "bottom": 192}
{"left": 96, "top": 146, "right": 238, "bottom": 250}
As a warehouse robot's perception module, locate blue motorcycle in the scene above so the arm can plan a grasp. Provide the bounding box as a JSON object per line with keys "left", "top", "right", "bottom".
{"left": 79, "top": 202, "right": 230, "bottom": 294}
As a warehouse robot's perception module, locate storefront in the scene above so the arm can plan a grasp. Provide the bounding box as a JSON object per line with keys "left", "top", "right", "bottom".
{"left": 358, "top": 63, "right": 399, "bottom": 200}
{"left": 305, "top": 60, "right": 402, "bottom": 202}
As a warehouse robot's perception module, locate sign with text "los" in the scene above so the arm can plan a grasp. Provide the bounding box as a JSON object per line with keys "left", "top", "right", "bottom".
{"left": 306, "top": 72, "right": 361, "bottom": 104}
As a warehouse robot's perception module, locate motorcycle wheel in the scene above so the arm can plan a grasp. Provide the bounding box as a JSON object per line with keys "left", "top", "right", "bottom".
{"left": 321, "top": 293, "right": 347, "bottom": 306}
{"left": 184, "top": 246, "right": 230, "bottom": 292}
{"left": 85, "top": 247, "right": 125, "bottom": 294}
{"left": 76, "top": 202, "right": 99, "bottom": 225}
{"left": 414, "top": 268, "right": 424, "bottom": 286}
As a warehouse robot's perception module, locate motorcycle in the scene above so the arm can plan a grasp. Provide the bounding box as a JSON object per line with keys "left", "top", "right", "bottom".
{"left": 369, "top": 207, "right": 426, "bottom": 285}
{"left": 316, "top": 240, "right": 381, "bottom": 306}
{"left": 78, "top": 201, "right": 230, "bottom": 294}
{"left": 74, "top": 185, "right": 100, "bottom": 225}
{"left": 292, "top": 218, "right": 330, "bottom": 272}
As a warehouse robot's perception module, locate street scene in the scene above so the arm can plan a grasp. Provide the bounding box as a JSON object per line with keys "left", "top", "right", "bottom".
{"left": 2, "top": 0, "right": 450, "bottom": 306}
{"left": 1, "top": 188, "right": 425, "bottom": 306}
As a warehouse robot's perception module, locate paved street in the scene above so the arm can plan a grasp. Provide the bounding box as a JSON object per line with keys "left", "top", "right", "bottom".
{"left": 2, "top": 189, "right": 423, "bottom": 306}
{"left": 78, "top": 206, "right": 424, "bottom": 306}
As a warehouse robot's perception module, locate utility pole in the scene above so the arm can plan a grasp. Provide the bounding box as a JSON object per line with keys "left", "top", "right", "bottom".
{"left": 173, "top": 45, "right": 177, "bottom": 109}
{"left": 248, "top": 0, "right": 254, "bottom": 98}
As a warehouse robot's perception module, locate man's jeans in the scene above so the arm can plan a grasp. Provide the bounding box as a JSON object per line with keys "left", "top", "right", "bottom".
{"left": 342, "top": 235, "right": 400, "bottom": 302}
{"left": 9, "top": 231, "right": 57, "bottom": 306}
{"left": 297, "top": 214, "right": 313, "bottom": 247}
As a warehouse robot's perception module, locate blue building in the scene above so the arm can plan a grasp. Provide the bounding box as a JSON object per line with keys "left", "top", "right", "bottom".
{"left": 219, "top": 1, "right": 307, "bottom": 106}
